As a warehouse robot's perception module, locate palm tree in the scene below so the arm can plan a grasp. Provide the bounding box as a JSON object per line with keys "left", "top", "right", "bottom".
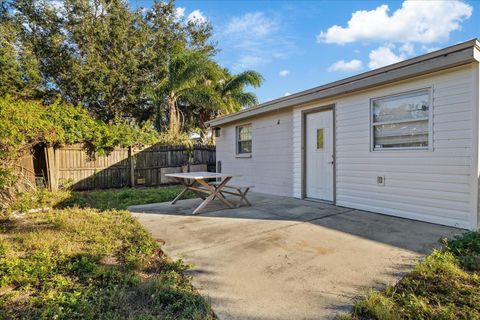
{"left": 155, "top": 50, "right": 223, "bottom": 134}
{"left": 193, "top": 70, "right": 264, "bottom": 142}
{"left": 217, "top": 70, "right": 264, "bottom": 114}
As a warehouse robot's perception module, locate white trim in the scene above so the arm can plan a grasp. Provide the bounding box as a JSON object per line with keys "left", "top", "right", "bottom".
{"left": 235, "top": 154, "right": 252, "bottom": 159}
{"left": 472, "top": 63, "right": 480, "bottom": 230}
{"left": 369, "top": 87, "right": 433, "bottom": 151}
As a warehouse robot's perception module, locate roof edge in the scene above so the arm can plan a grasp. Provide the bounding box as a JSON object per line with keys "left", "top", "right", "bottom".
{"left": 208, "top": 38, "right": 479, "bottom": 127}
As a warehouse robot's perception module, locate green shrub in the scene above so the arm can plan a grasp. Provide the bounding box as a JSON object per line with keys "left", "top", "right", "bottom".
{"left": 447, "top": 232, "right": 480, "bottom": 271}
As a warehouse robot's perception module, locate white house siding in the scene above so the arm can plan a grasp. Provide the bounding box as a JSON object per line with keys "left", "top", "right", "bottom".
{"left": 476, "top": 61, "right": 480, "bottom": 231}
{"left": 216, "top": 109, "right": 293, "bottom": 196}
{"left": 292, "top": 64, "right": 478, "bottom": 229}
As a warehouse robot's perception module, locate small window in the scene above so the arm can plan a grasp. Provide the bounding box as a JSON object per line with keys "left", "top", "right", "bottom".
{"left": 371, "top": 89, "right": 431, "bottom": 150}
{"left": 236, "top": 124, "right": 252, "bottom": 154}
{"left": 317, "top": 129, "right": 324, "bottom": 149}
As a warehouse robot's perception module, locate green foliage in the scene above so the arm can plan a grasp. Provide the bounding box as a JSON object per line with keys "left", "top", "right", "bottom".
{"left": 343, "top": 233, "right": 480, "bottom": 320}
{"left": 218, "top": 70, "right": 264, "bottom": 113}
{"left": 9, "top": 186, "right": 196, "bottom": 213}
{"left": 352, "top": 291, "right": 399, "bottom": 320}
{"left": 62, "top": 187, "right": 195, "bottom": 211}
{"left": 157, "top": 131, "right": 196, "bottom": 147}
{"left": 154, "top": 50, "right": 223, "bottom": 133}
{"left": 0, "top": 188, "right": 214, "bottom": 319}
{"left": 447, "top": 232, "right": 480, "bottom": 271}
{"left": 0, "top": 98, "right": 56, "bottom": 162}
{"left": 0, "top": 96, "right": 159, "bottom": 158}
{"left": 3, "top": 0, "right": 263, "bottom": 135}
{"left": 0, "top": 15, "right": 42, "bottom": 99}
{"left": 0, "top": 97, "right": 159, "bottom": 208}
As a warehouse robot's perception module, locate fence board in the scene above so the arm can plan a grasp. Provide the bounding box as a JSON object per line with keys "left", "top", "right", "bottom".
{"left": 54, "top": 144, "right": 215, "bottom": 190}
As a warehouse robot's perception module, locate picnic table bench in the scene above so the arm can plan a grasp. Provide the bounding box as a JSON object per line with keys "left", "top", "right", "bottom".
{"left": 210, "top": 182, "right": 253, "bottom": 208}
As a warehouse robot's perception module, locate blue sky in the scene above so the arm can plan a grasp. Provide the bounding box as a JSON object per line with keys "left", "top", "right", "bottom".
{"left": 131, "top": 0, "right": 479, "bottom": 103}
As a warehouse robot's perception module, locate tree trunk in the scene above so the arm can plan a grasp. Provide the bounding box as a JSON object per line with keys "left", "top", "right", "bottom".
{"left": 168, "top": 98, "right": 180, "bottom": 134}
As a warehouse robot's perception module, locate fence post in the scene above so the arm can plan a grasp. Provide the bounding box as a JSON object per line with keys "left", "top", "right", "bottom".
{"left": 45, "top": 146, "right": 58, "bottom": 191}
{"left": 128, "top": 146, "right": 135, "bottom": 188}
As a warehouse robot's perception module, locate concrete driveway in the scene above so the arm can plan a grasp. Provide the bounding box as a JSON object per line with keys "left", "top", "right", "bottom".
{"left": 129, "top": 192, "right": 460, "bottom": 320}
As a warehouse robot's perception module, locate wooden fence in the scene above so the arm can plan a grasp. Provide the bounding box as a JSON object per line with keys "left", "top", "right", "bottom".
{"left": 28, "top": 144, "right": 216, "bottom": 191}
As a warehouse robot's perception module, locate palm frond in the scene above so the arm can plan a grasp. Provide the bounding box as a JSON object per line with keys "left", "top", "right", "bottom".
{"left": 178, "top": 85, "right": 223, "bottom": 110}
{"left": 223, "top": 70, "right": 264, "bottom": 94}
{"left": 167, "top": 51, "right": 222, "bottom": 93}
{"left": 230, "top": 92, "right": 258, "bottom": 108}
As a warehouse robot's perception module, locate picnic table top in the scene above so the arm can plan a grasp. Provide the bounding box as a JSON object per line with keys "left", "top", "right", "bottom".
{"left": 165, "top": 171, "right": 237, "bottom": 180}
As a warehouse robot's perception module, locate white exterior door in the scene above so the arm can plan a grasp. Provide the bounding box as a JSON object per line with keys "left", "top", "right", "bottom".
{"left": 305, "top": 110, "right": 334, "bottom": 201}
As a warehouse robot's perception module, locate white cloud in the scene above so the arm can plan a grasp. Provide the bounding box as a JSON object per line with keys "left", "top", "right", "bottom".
{"left": 279, "top": 70, "right": 289, "bottom": 77}
{"left": 223, "top": 12, "right": 295, "bottom": 70}
{"left": 399, "top": 42, "right": 414, "bottom": 55}
{"left": 368, "top": 46, "right": 405, "bottom": 69}
{"left": 187, "top": 9, "right": 207, "bottom": 24}
{"left": 284, "top": 92, "right": 291, "bottom": 96}
{"left": 327, "top": 59, "right": 363, "bottom": 72}
{"left": 225, "top": 12, "right": 278, "bottom": 37}
{"left": 175, "top": 7, "right": 185, "bottom": 20}
{"left": 236, "top": 55, "right": 269, "bottom": 69}
{"left": 317, "top": 1, "right": 472, "bottom": 45}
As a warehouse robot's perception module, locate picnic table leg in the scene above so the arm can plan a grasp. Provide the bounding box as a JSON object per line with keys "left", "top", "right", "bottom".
{"left": 235, "top": 187, "right": 251, "bottom": 208}
{"left": 171, "top": 178, "right": 207, "bottom": 204}
{"left": 193, "top": 177, "right": 234, "bottom": 214}
{"left": 171, "top": 178, "right": 190, "bottom": 204}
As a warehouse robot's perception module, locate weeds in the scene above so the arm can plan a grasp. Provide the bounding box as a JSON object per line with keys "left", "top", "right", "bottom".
{"left": 0, "top": 188, "right": 213, "bottom": 319}
{"left": 342, "top": 232, "right": 480, "bottom": 320}
{"left": 8, "top": 186, "right": 195, "bottom": 213}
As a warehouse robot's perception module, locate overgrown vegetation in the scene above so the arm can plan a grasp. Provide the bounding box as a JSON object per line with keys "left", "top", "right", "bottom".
{"left": 0, "top": 97, "right": 158, "bottom": 208}
{"left": 341, "top": 232, "right": 480, "bottom": 320}
{"left": 9, "top": 186, "right": 195, "bottom": 213}
{"left": 0, "top": 187, "right": 212, "bottom": 319}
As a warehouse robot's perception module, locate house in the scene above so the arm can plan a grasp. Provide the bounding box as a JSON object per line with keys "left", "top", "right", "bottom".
{"left": 207, "top": 39, "right": 480, "bottom": 230}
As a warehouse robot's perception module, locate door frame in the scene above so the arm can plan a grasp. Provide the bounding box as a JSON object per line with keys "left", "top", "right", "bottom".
{"left": 301, "top": 104, "right": 336, "bottom": 203}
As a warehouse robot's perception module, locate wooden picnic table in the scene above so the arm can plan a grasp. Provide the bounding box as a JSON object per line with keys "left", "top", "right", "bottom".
{"left": 165, "top": 171, "right": 236, "bottom": 214}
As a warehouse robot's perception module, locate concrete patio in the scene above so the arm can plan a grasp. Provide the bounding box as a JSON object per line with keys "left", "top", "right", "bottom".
{"left": 128, "top": 192, "right": 461, "bottom": 320}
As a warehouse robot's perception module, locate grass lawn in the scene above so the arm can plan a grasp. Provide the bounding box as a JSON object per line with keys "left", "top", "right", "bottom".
{"left": 339, "top": 232, "right": 480, "bottom": 320}
{"left": 1, "top": 187, "right": 213, "bottom": 319}
{"left": 10, "top": 186, "right": 196, "bottom": 212}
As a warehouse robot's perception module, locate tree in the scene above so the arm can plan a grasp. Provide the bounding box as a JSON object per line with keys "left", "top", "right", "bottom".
{"left": 0, "top": 11, "right": 42, "bottom": 98}
{"left": 12, "top": 0, "right": 153, "bottom": 121}
{"left": 5, "top": 0, "right": 263, "bottom": 137}
{"left": 185, "top": 69, "right": 264, "bottom": 142}
{"left": 217, "top": 70, "right": 263, "bottom": 113}
{"left": 154, "top": 50, "right": 223, "bottom": 134}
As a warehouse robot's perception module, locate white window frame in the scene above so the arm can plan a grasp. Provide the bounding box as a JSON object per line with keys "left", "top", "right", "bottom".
{"left": 236, "top": 124, "right": 252, "bottom": 155}
{"left": 370, "top": 87, "right": 433, "bottom": 151}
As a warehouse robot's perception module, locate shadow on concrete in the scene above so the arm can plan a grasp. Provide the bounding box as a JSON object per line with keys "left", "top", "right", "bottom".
{"left": 128, "top": 191, "right": 461, "bottom": 255}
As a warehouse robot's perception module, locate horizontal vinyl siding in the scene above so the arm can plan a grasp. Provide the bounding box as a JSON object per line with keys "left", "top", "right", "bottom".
{"left": 216, "top": 109, "right": 293, "bottom": 196}
{"left": 293, "top": 64, "right": 477, "bottom": 229}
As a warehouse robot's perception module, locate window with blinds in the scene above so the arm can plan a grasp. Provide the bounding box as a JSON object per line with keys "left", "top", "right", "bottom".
{"left": 371, "top": 89, "right": 431, "bottom": 150}
{"left": 236, "top": 124, "right": 252, "bottom": 154}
